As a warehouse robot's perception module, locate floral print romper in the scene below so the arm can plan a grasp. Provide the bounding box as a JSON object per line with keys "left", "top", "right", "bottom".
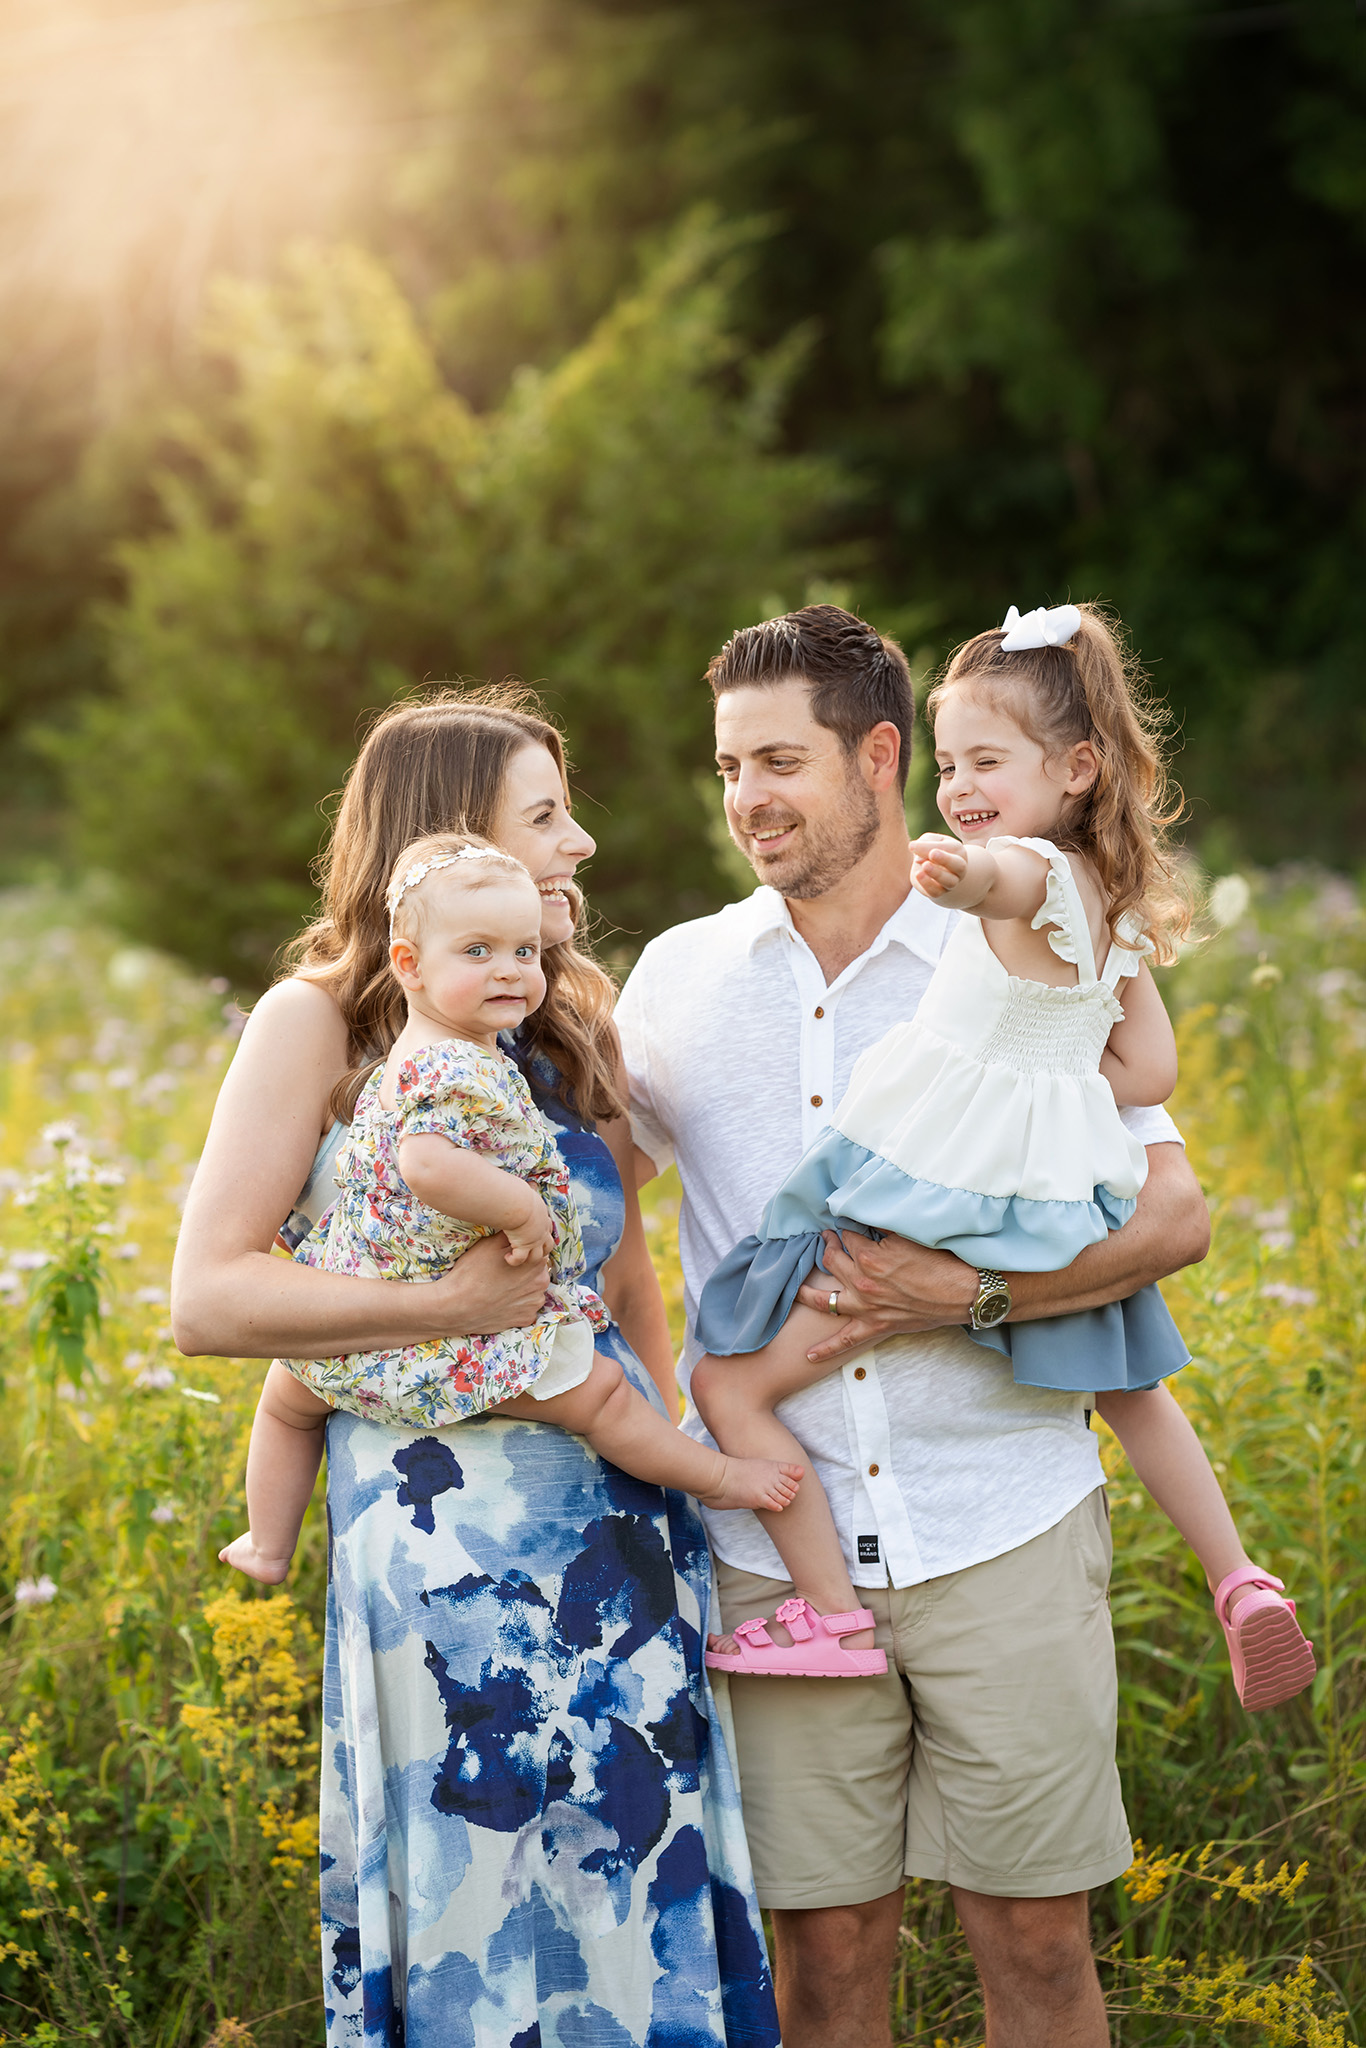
{"left": 288, "top": 1038, "right": 609, "bottom": 1427}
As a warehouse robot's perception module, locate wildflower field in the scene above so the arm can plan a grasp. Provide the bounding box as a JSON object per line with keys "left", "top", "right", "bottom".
{"left": 0, "top": 871, "right": 1362, "bottom": 2047}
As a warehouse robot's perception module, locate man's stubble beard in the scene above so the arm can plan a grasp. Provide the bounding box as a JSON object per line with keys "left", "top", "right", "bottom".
{"left": 737, "top": 767, "right": 881, "bottom": 901}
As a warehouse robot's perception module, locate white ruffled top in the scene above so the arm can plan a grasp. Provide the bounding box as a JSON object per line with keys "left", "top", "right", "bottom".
{"left": 831, "top": 837, "right": 1153, "bottom": 1207}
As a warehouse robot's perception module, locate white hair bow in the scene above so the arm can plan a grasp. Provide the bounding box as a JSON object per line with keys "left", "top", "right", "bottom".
{"left": 999, "top": 603, "right": 1081, "bottom": 652}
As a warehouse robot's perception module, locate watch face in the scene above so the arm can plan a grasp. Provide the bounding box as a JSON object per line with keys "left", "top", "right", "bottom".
{"left": 976, "top": 1289, "right": 1011, "bottom": 1327}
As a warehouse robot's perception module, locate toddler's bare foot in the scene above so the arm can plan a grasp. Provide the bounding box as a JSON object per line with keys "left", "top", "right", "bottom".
{"left": 219, "top": 1533, "right": 292, "bottom": 1584}
{"left": 697, "top": 1458, "right": 803, "bottom": 1513}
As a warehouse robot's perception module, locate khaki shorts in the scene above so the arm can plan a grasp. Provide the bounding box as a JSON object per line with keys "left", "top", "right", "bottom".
{"left": 713, "top": 1488, "right": 1132, "bottom": 1909}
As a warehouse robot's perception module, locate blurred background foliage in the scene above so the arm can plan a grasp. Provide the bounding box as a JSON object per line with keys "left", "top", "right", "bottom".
{"left": 2, "top": 0, "right": 1364, "bottom": 977}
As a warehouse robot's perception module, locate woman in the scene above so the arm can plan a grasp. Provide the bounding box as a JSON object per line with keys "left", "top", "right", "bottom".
{"left": 172, "top": 690, "right": 779, "bottom": 2048}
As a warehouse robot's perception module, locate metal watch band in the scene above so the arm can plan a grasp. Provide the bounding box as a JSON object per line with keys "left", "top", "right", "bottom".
{"left": 970, "top": 1267, "right": 1012, "bottom": 1330}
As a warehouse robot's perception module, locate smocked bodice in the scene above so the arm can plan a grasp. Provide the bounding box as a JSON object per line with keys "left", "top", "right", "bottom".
{"left": 827, "top": 837, "right": 1154, "bottom": 1211}
{"left": 920, "top": 919, "right": 1125, "bottom": 1077}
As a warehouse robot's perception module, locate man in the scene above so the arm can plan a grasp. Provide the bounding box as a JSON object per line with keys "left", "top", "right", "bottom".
{"left": 614, "top": 604, "right": 1209, "bottom": 2048}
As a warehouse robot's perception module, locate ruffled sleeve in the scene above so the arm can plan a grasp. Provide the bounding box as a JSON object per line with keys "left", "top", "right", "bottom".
{"left": 1029, "top": 856, "right": 1084, "bottom": 967}
{"left": 395, "top": 1041, "right": 532, "bottom": 1157}
{"left": 1103, "top": 910, "right": 1157, "bottom": 986}
{"left": 984, "top": 835, "right": 1092, "bottom": 973}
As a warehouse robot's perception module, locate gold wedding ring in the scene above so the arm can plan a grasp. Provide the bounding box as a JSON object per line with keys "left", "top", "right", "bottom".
{"left": 827, "top": 1290, "right": 841, "bottom": 1316}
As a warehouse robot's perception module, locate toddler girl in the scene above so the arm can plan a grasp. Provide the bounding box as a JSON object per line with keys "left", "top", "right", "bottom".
{"left": 221, "top": 831, "right": 800, "bottom": 1583}
{"left": 693, "top": 603, "right": 1315, "bottom": 1712}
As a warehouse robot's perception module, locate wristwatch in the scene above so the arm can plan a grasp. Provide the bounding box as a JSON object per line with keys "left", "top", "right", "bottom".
{"left": 969, "top": 1268, "right": 1013, "bottom": 1330}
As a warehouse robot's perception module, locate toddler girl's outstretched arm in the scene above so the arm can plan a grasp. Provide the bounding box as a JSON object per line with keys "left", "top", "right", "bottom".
{"left": 908, "top": 833, "right": 1056, "bottom": 920}
{"left": 398, "top": 1134, "right": 554, "bottom": 1265}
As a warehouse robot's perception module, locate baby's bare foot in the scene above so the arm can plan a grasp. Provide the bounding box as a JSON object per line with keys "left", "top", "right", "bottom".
{"left": 218, "top": 1533, "right": 292, "bottom": 1584}
{"left": 697, "top": 1458, "right": 803, "bottom": 1513}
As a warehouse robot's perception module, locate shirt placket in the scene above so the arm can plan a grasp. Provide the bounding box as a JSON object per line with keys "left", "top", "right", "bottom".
{"left": 840, "top": 1357, "right": 926, "bottom": 1585}
{"left": 784, "top": 931, "right": 887, "bottom": 1150}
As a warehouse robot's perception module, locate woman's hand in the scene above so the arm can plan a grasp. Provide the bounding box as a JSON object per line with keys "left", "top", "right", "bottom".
{"left": 795, "top": 1232, "right": 978, "bottom": 1363}
{"left": 421, "top": 1232, "right": 550, "bottom": 1325}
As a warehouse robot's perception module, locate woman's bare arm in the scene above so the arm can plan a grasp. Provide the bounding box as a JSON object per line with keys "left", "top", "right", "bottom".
{"left": 171, "top": 978, "right": 550, "bottom": 1358}
{"left": 795, "top": 1141, "right": 1209, "bottom": 1364}
{"left": 595, "top": 1033, "right": 679, "bottom": 1412}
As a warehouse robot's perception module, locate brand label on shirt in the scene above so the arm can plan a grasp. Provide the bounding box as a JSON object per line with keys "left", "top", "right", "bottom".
{"left": 857, "top": 1534, "right": 880, "bottom": 1564}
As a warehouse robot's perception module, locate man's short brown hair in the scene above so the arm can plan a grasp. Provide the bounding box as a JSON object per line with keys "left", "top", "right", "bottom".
{"left": 706, "top": 603, "right": 915, "bottom": 791}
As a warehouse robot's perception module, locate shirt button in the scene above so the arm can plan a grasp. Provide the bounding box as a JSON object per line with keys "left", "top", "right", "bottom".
{"left": 810, "top": 1094, "right": 822, "bottom": 1107}
{"left": 867, "top": 1462, "right": 879, "bottom": 1477}
{"left": 853, "top": 1366, "right": 866, "bottom": 1380}
{"left": 814, "top": 1005, "right": 824, "bottom": 1018}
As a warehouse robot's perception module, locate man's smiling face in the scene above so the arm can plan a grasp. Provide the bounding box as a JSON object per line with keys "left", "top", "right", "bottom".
{"left": 714, "top": 678, "right": 880, "bottom": 900}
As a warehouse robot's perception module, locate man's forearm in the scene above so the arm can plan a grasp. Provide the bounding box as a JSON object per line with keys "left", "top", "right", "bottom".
{"left": 794, "top": 1142, "right": 1208, "bottom": 1364}
{"left": 1006, "top": 1144, "right": 1209, "bottom": 1322}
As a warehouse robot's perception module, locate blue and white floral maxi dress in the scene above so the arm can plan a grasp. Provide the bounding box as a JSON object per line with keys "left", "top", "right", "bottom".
{"left": 301, "top": 1039, "right": 780, "bottom": 2048}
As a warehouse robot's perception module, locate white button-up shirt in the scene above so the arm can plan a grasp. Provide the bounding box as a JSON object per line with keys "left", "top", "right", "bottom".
{"left": 615, "top": 883, "right": 1183, "bottom": 1589}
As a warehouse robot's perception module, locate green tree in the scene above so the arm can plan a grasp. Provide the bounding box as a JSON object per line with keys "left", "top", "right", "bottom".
{"left": 52, "top": 226, "right": 838, "bottom": 979}
{"left": 868, "top": 1, "right": 1366, "bottom": 860}
{"left": 8, "top": 0, "right": 1366, "bottom": 888}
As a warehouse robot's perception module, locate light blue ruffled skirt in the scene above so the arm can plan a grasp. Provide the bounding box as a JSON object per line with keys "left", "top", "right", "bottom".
{"left": 695, "top": 1127, "right": 1188, "bottom": 1393}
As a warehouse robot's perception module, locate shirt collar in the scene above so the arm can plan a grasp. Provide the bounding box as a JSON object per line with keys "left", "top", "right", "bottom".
{"left": 739, "top": 881, "right": 953, "bottom": 970}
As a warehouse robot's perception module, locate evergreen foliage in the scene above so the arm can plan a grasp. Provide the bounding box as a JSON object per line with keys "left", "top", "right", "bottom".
{"left": 0, "top": 0, "right": 1362, "bottom": 955}
{"left": 50, "top": 229, "right": 835, "bottom": 977}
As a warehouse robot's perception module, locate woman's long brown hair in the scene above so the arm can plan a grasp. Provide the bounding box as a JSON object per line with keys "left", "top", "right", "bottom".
{"left": 283, "top": 686, "right": 624, "bottom": 1125}
{"left": 927, "top": 605, "right": 1193, "bottom": 963}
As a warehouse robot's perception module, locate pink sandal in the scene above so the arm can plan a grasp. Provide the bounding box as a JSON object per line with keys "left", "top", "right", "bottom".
{"left": 705, "top": 1596, "right": 888, "bottom": 1678}
{"left": 1214, "top": 1567, "right": 1316, "bottom": 1712}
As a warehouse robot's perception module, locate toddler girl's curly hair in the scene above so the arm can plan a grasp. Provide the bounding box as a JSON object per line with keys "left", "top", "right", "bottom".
{"left": 928, "top": 604, "right": 1193, "bottom": 963}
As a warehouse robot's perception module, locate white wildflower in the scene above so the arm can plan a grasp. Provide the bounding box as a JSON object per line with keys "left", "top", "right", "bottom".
{"left": 15, "top": 1576, "right": 57, "bottom": 1606}
{"left": 150, "top": 1503, "right": 178, "bottom": 1525}
{"left": 112, "top": 1243, "right": 141, "bottom": 1261}
{"left": 134, "top": 1364, "right": 176, "bottom": 1390}
{"left": 10, "top": 1250, "right": 49, "bottom": 1270}
{"left": 133, "top": 1286, "right": 168, "bottom": 1305}
{"left": 107, "top": 949, "right": 156, "bottom": 992}
{"left": 1261, "top": 1283, "right": 1317, "bottom": 1307}
{"left": 1207, "top": 874, "right": 1251, "bottom": 929}
{"left": 181, "top": 1387, "right": 221, "bottom": 1404}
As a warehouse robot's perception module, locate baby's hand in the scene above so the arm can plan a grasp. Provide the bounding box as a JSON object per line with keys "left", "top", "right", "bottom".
{"left": 909, "top": 833, "right": 968, "bottom": 898}
{"left": 503, "top": 1190, "right": 555, "bottom": 1267}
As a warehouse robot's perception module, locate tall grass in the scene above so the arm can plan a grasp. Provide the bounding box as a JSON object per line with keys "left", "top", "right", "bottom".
{"left": 0, "top": 871, "right": 1361, "bottom": 2045}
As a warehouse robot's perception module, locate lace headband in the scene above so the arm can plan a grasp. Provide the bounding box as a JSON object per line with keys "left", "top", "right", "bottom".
{"left": 387, "top": 846, "right": 524, "bottom": 933}
{"left": 999, "top": 603, "right": 1081, "bottom": 652}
